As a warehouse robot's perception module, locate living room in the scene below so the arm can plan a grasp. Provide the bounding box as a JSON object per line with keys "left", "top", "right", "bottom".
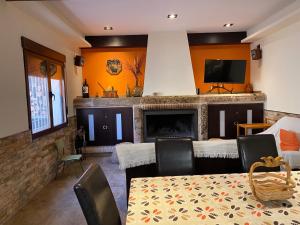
{"left": 1, "top": 0, "right": 300, "bottom": 225}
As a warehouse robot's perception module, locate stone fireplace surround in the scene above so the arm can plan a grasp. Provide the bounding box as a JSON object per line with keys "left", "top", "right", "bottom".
{"left": 134, "top": 103, "right": 204, "bottom": 142}
{"left": 73, "top": 93, "right": 266, "bottom": 143}
{"left": 143, "top": 108, "right": 198, "bottom": 142}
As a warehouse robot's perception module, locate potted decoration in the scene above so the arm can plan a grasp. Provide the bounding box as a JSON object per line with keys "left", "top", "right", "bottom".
{"left": 126, "top": 55, "right": 145, "bottom": 97}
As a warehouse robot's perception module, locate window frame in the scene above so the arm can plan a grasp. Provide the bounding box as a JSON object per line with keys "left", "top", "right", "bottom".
{"left": 21, "top": 37, "right": 68, "bottom": 139}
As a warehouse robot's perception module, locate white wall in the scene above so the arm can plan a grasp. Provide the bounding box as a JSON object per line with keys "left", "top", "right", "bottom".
{"left": 0, "top": 1, "right": 83, "bottom": 138}
{"left": 143, "top": 31, "right": 196, "bottom": 96}
{"left": 251, "top": 20, "right": 300, "bottom": 114}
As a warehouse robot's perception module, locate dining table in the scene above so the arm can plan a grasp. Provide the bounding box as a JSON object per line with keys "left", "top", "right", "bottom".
{"left": 126, "top": 171, "right": 300, "bottom": 225}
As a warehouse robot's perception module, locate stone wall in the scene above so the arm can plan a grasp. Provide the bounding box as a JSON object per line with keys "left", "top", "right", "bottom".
{"left": 265, "top": 110, "right": 300, "bottom": 124}
{"left": 0, "top": 117, "right": 77, "bottom": 225}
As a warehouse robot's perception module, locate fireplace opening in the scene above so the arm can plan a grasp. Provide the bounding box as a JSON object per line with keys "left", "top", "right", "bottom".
{"left": 143, "top": 109, "right": 198, "bottom": 142}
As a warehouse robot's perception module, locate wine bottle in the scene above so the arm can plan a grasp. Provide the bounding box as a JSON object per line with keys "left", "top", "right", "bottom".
{"left": 82, "top": 79, "right": 89, "bottom": 98}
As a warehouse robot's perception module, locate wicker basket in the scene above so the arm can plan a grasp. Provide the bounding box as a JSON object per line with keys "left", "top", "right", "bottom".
{"left": 249, "top": 156, "right": 296, "bottom": 201}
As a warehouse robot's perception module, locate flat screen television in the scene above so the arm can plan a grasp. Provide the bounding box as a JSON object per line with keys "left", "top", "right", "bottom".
{"left": 204, "top": 59, "right": 246, "bottom": 84}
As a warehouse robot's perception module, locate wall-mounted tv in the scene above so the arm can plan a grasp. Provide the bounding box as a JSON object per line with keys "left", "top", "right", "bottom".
{"left": 204, "top": 59, "right": 246, "bottom": 84}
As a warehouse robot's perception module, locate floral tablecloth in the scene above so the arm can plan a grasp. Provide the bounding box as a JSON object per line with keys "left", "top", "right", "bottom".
{"left": 126, "top": 172, "right": 300, "bottom": 225}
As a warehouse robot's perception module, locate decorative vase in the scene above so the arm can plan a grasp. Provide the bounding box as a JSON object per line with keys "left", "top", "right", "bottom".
{"left": 126, "top": 55, "right": 145, "bottom": 97}
{"left": 131, "top": 77, "right": 143, "bottom": 97}
{"left": 132, "top": 86, "right": 143, "bottom": 97}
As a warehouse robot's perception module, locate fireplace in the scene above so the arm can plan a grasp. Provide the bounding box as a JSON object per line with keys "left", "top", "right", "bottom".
{"left": 143, "top": 109, "right": 198, "bottom": 142}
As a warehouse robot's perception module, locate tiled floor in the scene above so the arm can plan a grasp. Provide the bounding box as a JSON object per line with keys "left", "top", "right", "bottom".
{"left": 5, "top": 153, "right": 127, "bottom": 225}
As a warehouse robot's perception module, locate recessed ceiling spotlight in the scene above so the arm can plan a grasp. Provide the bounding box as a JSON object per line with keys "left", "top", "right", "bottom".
{"left": 104, "top": 26, "right": 113, "bottom": 31}
{"left": 167, "top": 14, "right": 178, "bottom": 20}
{"left": 223, "top": 23, "right": 234, "bottom": 27}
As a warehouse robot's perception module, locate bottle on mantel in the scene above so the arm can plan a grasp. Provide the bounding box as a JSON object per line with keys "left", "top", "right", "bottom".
{"left": 82, "top": 79, "right": 89, "bottom": 98}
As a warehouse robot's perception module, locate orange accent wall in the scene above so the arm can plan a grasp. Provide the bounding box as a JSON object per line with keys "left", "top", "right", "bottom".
{"left": 82, "top": 44, "right": 250, "bottom": 96}
{"left": 190, "top": 44, "right": 251, "bottom": 93}
{"left": 81, "top": 48, "right": 146, "bottom": 97}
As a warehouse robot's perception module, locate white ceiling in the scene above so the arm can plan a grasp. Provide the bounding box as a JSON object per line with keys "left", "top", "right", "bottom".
{"left": 48, "top": 0, "right": 295, "bottom": 36}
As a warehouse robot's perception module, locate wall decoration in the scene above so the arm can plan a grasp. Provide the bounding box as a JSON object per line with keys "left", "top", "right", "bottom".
{"left": 97, "top": 82, "right": 118, "bottom": 98}
{"left": 106, "top": 59, "right": 122, "bottom": 75}
{"left": 40, "top": 61, "right": 57, "bottom": 76}
{"left": 40, "top": 60, "right": 47, "bottom": 75}
{"left": 126, "top": 55, "right": 145, "bottom": 97}
{"left": 49, "top": 63, "right": 57, "bottom": 76}
{"left": 81, "top": 47, "right": 147, "bottom": 97}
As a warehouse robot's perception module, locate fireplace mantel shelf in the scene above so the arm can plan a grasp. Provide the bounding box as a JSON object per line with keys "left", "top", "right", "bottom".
{"left": 73, "top": 93, "right": 266, "bottom": 108}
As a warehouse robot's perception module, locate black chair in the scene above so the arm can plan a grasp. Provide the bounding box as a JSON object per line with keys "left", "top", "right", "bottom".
{"left": 237, "top": 134, "right": 279, "bottom": 172}
{"left": 155, "top": 137, "right": 195, "bottom": 176}
{"left": 74, "top": 164, "right": 121, "bottom": 225}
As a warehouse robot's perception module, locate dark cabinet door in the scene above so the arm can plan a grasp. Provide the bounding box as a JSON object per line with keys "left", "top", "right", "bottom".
{"left": 76, "top": 107, "right": 133, "bottom": 146}
{"left": 94, "top": 109, "right": 116, "bottom": 146}
{"left": 226, "top": 105, "right": 248, "bottom": 138}
{"left": 111, "top": 107, "right": 134, "bottom": 144}
{"left": 208, "top": 103, "right": 264, "bottom": 139}
{"left": 245, "top": 103, "right": 264, "bottom": 134}
{"left": 208, "top": 105, "right": 224, "bottom": 139}
{"left": 76, "top": 108, "right": 98, "bottom": 146}
{"left": 251, "top": 104, "right": 264, "bottom": 124}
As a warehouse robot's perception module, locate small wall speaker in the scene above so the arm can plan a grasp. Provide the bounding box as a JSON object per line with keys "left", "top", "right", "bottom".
{"left": 74, "top": 55, "right": 84, "bottom": 66}
{"left": 251, "top": 45, "right": 262, "bottom": 60}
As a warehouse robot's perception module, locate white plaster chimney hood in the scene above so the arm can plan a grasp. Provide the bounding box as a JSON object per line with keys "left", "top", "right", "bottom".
{"left": 143, "top": 31, "right": 196, "bottom": 96}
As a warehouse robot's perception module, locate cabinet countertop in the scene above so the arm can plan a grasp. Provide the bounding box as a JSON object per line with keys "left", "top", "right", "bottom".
{"left": 74, "top": 93, "right": 266, "bottom": 108}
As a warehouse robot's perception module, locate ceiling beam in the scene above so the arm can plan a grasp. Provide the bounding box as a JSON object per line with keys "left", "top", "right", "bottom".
{"left": 85, "top": 35, "right": 148, "bottom": 48}
{"left": 84, "top": 32, "right": 247, "bottom": 48}
{"left": 188, "top": 32, "right": 247, "bottom": 45}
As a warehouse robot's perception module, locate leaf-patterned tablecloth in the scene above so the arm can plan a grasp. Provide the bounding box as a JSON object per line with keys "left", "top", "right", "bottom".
{"left": 126, "top": 172, "right": 300, "bottom": 225}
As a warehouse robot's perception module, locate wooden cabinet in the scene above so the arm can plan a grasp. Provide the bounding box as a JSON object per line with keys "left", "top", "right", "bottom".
{"left": 208, "top": 103, "right": 264, "bottom": 139}
{"left": 94, "top": 109, "right": 115, "bottom": 146}
{"left": 76, "top": 107, "right": 133, "bottom": 146}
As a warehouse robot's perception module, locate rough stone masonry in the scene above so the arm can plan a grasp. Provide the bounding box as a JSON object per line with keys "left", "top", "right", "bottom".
{"left": 0, "top": 117, "right": 77, "bottom": 225}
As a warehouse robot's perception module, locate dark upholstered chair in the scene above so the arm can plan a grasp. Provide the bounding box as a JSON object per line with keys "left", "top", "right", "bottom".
{"left": 74, "top": 164, "right": 121, "bottom": 225}
{"left": 155, "top": 137, "right": 195, "bottom": 176}
{"left": 237, "top": 134, "right": 279, "bottom": 172}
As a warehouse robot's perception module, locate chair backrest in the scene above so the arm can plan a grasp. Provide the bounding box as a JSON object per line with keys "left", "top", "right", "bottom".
{"left": 73, "top": 164, "right": 121, "bottom": 225}
{"left": 237, "top": 134, "right": 279, "bottom": 172}
{"left": 155, "top": 137, "right": 195, "bottom": 176}
{"left": 55, "top": 138, "right": 65, "bottom": 160}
